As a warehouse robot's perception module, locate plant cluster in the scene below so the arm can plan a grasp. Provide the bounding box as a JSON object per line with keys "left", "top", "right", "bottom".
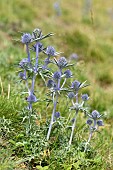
{"left": 0, "top": 28, "right": 104, "bottom": 169}
{"left": 17, "top": 28, "right": 104, "bottom": 146}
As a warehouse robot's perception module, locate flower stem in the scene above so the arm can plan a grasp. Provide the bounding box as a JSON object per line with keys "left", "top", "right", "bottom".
{"left": 61, "top": 78, "right": 66, "bottom": 88}
{"left": 69, "top": 109, "right": 78, "bottom": 146}
{"left": 84, "top": 119, "right": 97, "bottom": 152}
{"left": 57, "top": 78, "right": 61, "bottom": 89}
{"left": 24, "top": 69, "right": 30, "bottom": 94}
{"left": 69, "top": 91, "right": 79, "bottom": 146}
{"left": 57, "top": 68, "right": 62, "bottom": 89}
{"left": 31, "top": 74, "right": 36, "bottom": 94}
{"left": 26, "top": 44, "right": 30, "bottom": 63}
{"left": 26, "top": 108, "right": 32, "bottom": 136}
{"left": 84, "top": 130, "right": 92, "bottom": 152}
{"left": 35, "top": 42, "right": 39, "bottom": 72}
{"left": 47, "top": 92, "right": 58, "bottom": 140}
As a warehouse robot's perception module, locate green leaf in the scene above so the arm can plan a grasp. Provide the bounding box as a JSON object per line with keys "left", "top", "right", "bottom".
{"left": 73, "top": 160, "right": 81, "bottom": 169}
{"left": 62, "top": 164, "right": 72, "bottom": 170}
{"left": 9, "top": 139, "right": 16, "bottom": 145}
{"left": 15, "top": 142, "right": 24, "bottom": 147}
{"left": 36, "top": 165, "right": 49, "bottom": 170}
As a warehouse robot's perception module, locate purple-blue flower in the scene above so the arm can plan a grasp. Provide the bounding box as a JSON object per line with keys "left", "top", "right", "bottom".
{"left": 19, "top": 72, "right": 26, "bottom": 80}
{"left": 70, "top": 53, "right": 78, "bottom": 61}
{"left": 46, "top": 46, "right": 56, "bottom": 56}
{"left": 64, "top": 69, "right": 72, "bottom": 78}
{"left": 33, "top": 42, "right": 43, "bottom": 52}
{"left": 71, "top": 118, "right": 75, "bottom": 123}
{"left": 91, "top": 110, "right": 100, "bottom": 119}
{"left": 44, "top": 58, "right": 50, "bottom": 65}
{"left": 68, "top": 92, "right": 75, "bottom": 99}
{"left": 27, "top": 94, "right": 37, "bottom": 103}
{"left": 19, "top": 58, "right": 29, "bottom": 68}
{"left": 97, "top": 120, "right": 104, "bottom": 126}
{"left": 53, "top": 71, "right": 61, "bottom": 80}
{"left": 47, "top": 80, "right": 55, "bottom": 88}
{"left": 81, "top": 94, "right": 89, "bottom": 101}
{"left": 71, "top": 80, "right": 81, "bottom": 91}
{"left": 54, "top": 112, "right": 60, "bottom": 118}
{"left": 57, "top": 57, "right": 67, "bottom": 69}
{"left": 21, "top": 33, "right": 32, "bottom": 44}
{"left": 86, "top": 119, "right": 93, "bottom": 125}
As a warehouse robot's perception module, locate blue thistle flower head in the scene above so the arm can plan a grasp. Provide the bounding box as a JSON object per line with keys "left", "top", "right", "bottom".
{"left": 86, "top": 119, "right": 93, "bottom": 125}
{"left": 33, "top": 42, "right": 43, "bottom": 52}
{"left": 97, "top": 120, "right": 104, "bottom": 126}
{"left": 70, "top": 53, "right": 78, "bottom": 61}
{"left": 21, "top": 33, "right": 32, "bottom": 44}
{"left": 81, "top": 94, "right": 89, "bottom": 101}
{"left": 57, "top": 57, "right": 67, "bottom": 69}
{"left": 71, "top": 118, "right": 75, "bottom": 123}
{"left": 18, "top": 72, "right": 26, "bottom": 80}
{"left": 47, "top": 79, "right": 56, "bottom": 88}
{"left": 54, "top": 112, "right": 60, "bottom": 118}
{"left": 46, "top": 46, "right": 56, "bottom": 56}
{"left": 27, "top": 94, "right": 37, "bottom": 103}
{"left": 53, "top": 71, "right": 61, "bottom": 80}
{"left": 71, "top": 80, "right": 81, "bottom": 91}
{"left": 91, "top": 110, "right": 100, "bottom": 119}
{"left": 19, "top": 58, "right": 29, "bottom": 68}
{"left": 32, "top": 28, "right": 42, "bottom": 39}
{"left": 44, "top": 58, "right": 50, "bottom": 65}
{"left": 68, "top": 92, "right": 75, "bottom": 99}
{"left": 64, "top": 69, "right": 72, "bottom": 78}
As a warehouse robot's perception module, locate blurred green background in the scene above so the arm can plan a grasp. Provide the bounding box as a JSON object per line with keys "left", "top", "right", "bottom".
{"left": 0, "top": 0, "right": 113, "bottom": 169}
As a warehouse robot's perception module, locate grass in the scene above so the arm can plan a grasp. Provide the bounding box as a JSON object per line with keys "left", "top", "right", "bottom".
{"left": 0, "top": 0, "right": 113, "bottom": 169}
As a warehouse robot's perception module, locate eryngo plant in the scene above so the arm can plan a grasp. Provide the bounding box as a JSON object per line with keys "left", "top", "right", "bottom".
{"left": 46, "top": 56, "right": 72, "bottom": 140}
{"left": 15, "top": 28, "right": 104, "bottom": 149}
{"left": 68, "top": 80, "right": 104, "bottom": 148}
{"left": 18, "top": 28, "right": 54, "bottom": 110}
{"left": 16, "top": 28, "right": 55, "bottom": 134}
{"left": 84, "top": 110, "right": 104, "bottom": 152}
{"left": 68, "top": 80, "right": 90, "bottom": 146}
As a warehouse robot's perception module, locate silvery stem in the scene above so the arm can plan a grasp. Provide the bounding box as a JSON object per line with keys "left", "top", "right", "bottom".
{"left": 69, "top": 91, "right": 79, "bottom": 146}
{"left": 35, "top": 42, "right": 39, "bottom": 72}
{"left": 69, "top": 109, "right": 78, "bottom": 146}
{"left": 47, "top": 92, "right": 58, "bottom": 140}
{"left": 57, "top": 68, "right": 62, "bottom": 89}
{"left": 84, "top": 130, "right": 92, "bottom": 152}
{"left": 26, "top": 43, "right": 30, "bottom": 63}
{"left": 31, "top": 74, "right": 36, "bottom": 94}
{"left": 28, "top": 103, "right": 32, "bottom": 111}
{"left": 76, "top": 91, "right": 78, "bottom": 103}
{"left": 61, "top": 78, "right": 66, "bottom": 88}
{"left": 57, "top": 78, "right": 61, "bottom": 89}
{"left": 84, "top": 119, "right": 96, "bottom": 152}
{"left": 26, "top": 104, "right": 32, "bottom": 136}
{"left": 24, "top": 70, "right": 30, "bottom": 94}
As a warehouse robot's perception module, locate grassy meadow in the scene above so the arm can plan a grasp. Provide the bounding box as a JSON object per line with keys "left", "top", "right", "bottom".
{"left": 0, "top": 0, "right": 113, "bottom": 169}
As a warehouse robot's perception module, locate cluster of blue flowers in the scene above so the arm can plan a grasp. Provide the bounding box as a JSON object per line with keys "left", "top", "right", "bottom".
{"left": 17, "top": 28, "right": 104, "bottom": 149}
{"left": 46, "top": 55, "right": 73, "bottom": 140}
{"left": 18, "top": 29, "right": 54, "bottom": 110}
